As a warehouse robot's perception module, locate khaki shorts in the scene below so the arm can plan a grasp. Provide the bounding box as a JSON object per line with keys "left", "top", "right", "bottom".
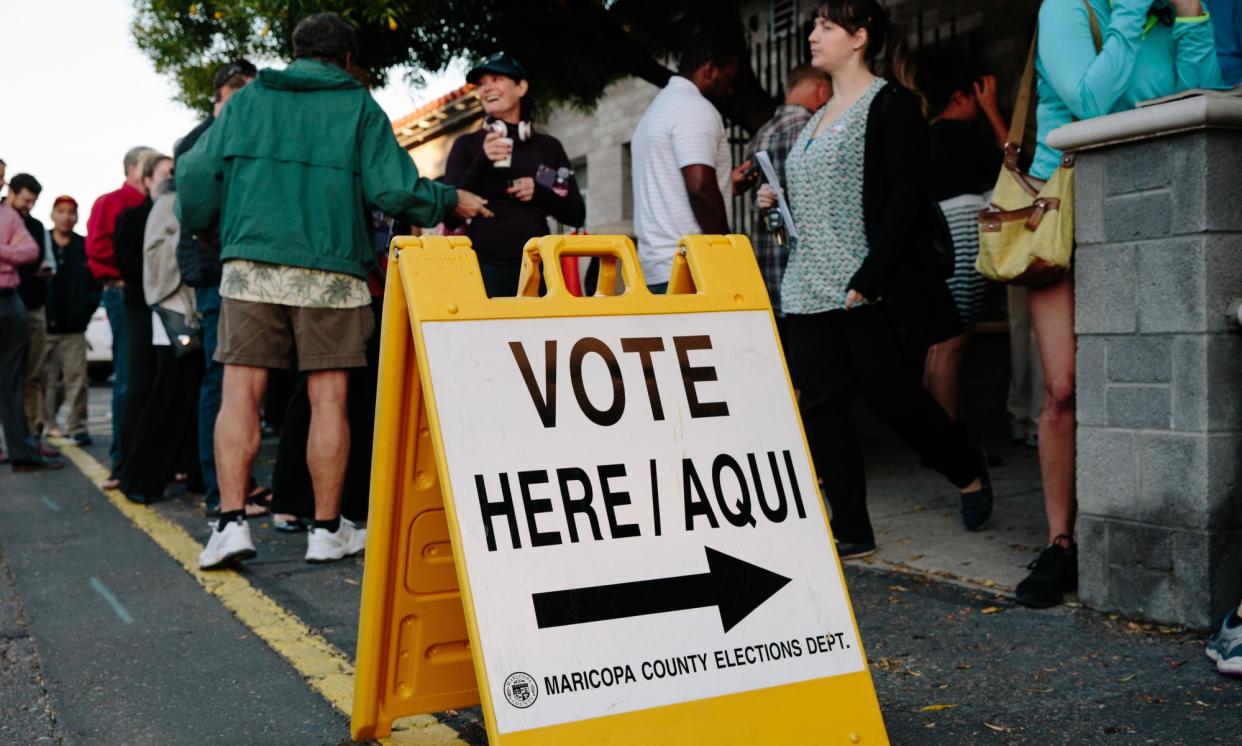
{"left": 215, "top": 298, "right": 374, "bottom": 371}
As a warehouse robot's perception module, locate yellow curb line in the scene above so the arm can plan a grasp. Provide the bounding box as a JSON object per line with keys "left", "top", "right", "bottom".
{"left": 55, "top": 442, "right": 466, "bottom": 745}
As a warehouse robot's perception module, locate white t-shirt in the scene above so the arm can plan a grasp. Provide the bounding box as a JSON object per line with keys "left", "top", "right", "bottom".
{"left": 630, "top": 76, "right": 732, "bottom": 285}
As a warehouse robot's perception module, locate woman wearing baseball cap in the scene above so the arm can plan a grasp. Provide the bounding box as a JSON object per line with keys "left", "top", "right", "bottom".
{"left": 444, "top": 52, "right": 585, "bottom": 296}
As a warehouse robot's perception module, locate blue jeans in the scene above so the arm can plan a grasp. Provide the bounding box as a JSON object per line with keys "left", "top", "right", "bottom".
{"left": 196, "top": 286, "right": 223, "bottom": 512}
{"left": 100, "top": 287, "right": 127, "bottom": 470}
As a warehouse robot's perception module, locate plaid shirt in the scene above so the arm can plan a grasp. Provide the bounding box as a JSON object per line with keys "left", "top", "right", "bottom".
{"left": 745, "top": 104, "right": 813, "bottom": 314}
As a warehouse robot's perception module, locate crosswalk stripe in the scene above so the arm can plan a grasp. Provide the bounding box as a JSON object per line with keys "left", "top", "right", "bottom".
{"left": 55, "top": 442, "right": 468, "bottom": 745}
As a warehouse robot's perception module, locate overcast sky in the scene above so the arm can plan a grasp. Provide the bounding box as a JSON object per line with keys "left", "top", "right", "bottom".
{"left": 0, "top": 0, "right": 463, "bottom": 227}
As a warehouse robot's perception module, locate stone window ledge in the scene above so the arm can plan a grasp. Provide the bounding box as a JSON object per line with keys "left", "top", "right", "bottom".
{"left": 1048, "top": 95, "right": 1242, "bottom": 153}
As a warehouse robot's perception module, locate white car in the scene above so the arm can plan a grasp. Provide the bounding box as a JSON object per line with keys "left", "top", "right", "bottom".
{"left": 85, "top": 306, "right": 113, "bottom": 382}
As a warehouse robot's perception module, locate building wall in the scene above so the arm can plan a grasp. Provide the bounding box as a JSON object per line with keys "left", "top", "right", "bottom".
{"left": 407, "top": 126, "right": 480, "bottom": 181}
{"left": 541, "top": 77, "right": 660, "bottom": 235}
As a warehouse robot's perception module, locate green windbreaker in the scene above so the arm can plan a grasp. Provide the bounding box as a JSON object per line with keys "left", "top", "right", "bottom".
{"left": 176, "top": 58, "right": 457, "bottom": 279}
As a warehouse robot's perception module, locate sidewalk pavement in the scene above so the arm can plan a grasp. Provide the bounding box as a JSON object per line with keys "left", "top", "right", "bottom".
{"left": 851, "top": 420, "right": 1054, "bottom": 595}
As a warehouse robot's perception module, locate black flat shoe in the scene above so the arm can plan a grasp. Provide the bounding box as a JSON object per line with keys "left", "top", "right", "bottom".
{"left": 960, "top": 452, "right": 993, "bottom": 531}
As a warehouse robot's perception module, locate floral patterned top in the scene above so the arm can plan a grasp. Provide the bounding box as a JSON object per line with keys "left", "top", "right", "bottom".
{"left": 220, "top": 259, "right": 370, "bottom": 309}
{"left": 779, "top": 77, "right": 886, "bottom": 315}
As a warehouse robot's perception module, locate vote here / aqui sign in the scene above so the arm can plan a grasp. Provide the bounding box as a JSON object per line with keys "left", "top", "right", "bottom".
{"left": 351, "top": 234, "right": 888, "bottom": 745}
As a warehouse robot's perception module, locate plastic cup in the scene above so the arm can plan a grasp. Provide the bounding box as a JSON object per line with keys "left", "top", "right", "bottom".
{"left": 494, "top": 137, "right": 514, "bottom": 168}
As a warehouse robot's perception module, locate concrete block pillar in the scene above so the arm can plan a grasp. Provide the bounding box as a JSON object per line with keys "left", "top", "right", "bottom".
{"left": 1049, "top": 98, "right": 1242, "bottom": 628}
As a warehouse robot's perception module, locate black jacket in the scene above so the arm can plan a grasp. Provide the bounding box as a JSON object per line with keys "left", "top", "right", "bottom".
{"left": 174, "top": 116, "right": 222, "bottom": 287}
{"left": 444, "top": 122, "right": 585, "bottom": 266}
{"left": 17, "top": 214, "right": 48, "bottom": 311}
{"left": 45, "top": 232, "right": 102, "bottom": 334}
{"left": 114, "top": 199, "right": 154, "bottom": 308}
{"left": 855, "top": 82, "right": 962, "bottom": 347}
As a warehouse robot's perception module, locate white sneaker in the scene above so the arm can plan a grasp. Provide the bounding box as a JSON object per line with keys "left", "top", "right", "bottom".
{"left": 305, "top": 518, "right": 366, "bottom": 564}
{"left": 199, "top": 519, "right": 257, "bottom": 570}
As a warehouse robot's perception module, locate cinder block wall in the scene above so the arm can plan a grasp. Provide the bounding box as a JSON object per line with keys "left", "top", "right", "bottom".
{"left": 1074, "top": 130, "right": 1242, "bottom": 628}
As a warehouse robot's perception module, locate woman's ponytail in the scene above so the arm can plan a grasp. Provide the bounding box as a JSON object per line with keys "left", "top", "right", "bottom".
{"left": 882, "top": 25, "right": 928, "bottom": 117}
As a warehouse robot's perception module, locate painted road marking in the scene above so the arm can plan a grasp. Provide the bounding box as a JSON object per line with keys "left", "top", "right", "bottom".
{"left": 89, "top": 576, "right": 135, "bottom": 624}
{"left": 55, "top": 443, "right": 467, "bottom": 745}
{"left": 40, "top": 496, "right": 61, "bottom": 512}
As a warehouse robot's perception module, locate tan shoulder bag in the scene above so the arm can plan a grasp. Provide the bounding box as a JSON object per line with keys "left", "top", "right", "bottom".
{"left": 976, "top": 1, "right": 1102, "bottom": 286}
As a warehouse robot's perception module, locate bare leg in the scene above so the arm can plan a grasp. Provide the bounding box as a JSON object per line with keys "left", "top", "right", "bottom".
{"left": 306, "top": 370, "right": 350, "bottom": 522}
{"left": 1029, "top": 275, "right": 1076, "bottom": 543}
{"left": 923, "top": 332, "right": 969, "bottom": 420}
{"left": 215, "top": 365, "right": 268, "bottom": 513}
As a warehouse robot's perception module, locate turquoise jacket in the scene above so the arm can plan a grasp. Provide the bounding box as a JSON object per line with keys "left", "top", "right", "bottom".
{"left": 1033, "top": 0, "right": 1221, "bottom": 179}
{"left": 177, "top": 59, "right": 457, "bottom": 279}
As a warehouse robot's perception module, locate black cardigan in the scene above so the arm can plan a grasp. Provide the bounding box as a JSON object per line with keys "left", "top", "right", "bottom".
{"left": 444, "top": 123, "right": 586, "bottom": 266}
{"left": 855, "top": 82, "right": 962, "bottom": 347}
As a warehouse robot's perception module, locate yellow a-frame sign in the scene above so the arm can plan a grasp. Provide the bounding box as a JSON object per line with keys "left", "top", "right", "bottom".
{"left": 352, "top": 234, "right": 888, "bottom": 744}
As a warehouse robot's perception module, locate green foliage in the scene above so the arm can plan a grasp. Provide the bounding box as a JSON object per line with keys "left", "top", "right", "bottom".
{"left": 133, "top": 0, "right": 775, "bottom": 130}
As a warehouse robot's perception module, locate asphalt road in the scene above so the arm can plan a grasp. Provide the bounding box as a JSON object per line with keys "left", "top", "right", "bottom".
{"left": 1, "top": 418, "right": 1239, "bottom": 744}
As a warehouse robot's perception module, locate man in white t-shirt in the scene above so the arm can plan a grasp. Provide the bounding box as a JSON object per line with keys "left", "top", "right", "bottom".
{"left": 631, "top": 36, "right": 745, "bottom": 291}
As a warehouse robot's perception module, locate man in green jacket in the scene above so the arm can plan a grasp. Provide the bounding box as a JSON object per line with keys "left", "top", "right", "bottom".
{"left": 178, "top": 11, "right": 491, "bottom": 570}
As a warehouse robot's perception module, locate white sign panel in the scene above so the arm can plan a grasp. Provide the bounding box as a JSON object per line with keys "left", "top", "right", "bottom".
{"left": 421, "top": 310, "right": 864, "bottom": 734}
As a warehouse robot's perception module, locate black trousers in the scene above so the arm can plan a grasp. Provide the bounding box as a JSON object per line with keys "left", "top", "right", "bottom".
{"left": 785, "top": 306, "right": 978, "bottom": 544}
{"left": 114, "top": 303, "right": 155, "bottom": 480}
{"left": 118, "top": 311, "right": 204, "bottom": 500}
{"left": 271, "top": 299, "right": 380, "bottom": 522}
{"left": 0, "top": 292, "right": 37, "bottom": 462}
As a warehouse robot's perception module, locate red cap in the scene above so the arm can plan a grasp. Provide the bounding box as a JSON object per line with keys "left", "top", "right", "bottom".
{"left": 52, "top": 195, "right": 77, "bottom": 210}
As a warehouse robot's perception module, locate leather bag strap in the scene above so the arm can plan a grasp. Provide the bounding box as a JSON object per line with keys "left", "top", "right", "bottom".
{"left": 1005, "top": 0, "right": 1104, "bottom": 158}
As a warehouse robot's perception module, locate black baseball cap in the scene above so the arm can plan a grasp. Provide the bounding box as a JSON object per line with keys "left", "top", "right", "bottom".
{"left": 467, "top": 52, "right": 527, "bottom": 84}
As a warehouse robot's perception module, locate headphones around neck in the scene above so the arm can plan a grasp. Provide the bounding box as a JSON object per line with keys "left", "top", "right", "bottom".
{"left": 486, "top": 117, "right": 532, "bottom": 142}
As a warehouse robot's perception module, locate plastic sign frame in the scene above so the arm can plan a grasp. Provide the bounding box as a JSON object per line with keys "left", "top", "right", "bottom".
{"left": 352, "top": 234, "right": 888, "bottom": 745}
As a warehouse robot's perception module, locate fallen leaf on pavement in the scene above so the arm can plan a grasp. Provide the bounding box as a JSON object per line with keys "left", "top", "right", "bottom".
{"left": 981, "top": 606, "right": 1003, "bottom": 615}
{"left": 984, "top": 723, "right": 1012, "bottom": 733}
{"left": 889, "top": 585, "right": 911, "bottom": 592}
{"left": 1165, "top": 658, "right": 1186, "bottom": 669}
{"left": 1137, "top": 694, "right": 1164, "bottom": 704}
{"left": 919, "top": 704, "right": 959, "bottom": 712}
{"left": 982, "top": 579, "right": 997, "bottom": 588}
{"left": 1027, "top": 687, "right": 1054, "bottom": 693}
{"left": 1116, "top": 674, "right": 1137, "bottom": 682}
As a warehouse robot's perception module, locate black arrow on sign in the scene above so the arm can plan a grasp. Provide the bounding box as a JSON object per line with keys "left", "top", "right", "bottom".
{"left": 531, "top": 547, "right": 792, "bottom": 633}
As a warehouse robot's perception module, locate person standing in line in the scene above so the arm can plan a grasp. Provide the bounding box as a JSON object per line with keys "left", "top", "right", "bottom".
{"left": 745, "top": 63, "right": 833, "bottom": 330}
{"left": 118, "top": 162, "right": 205, "bottom": 504}
{"left": 757, "top": 0, "right": 992, "bottom": 559}
{"left": 175, "top": 59, "right": 257, "bottom": 520}
{"left": 42, "top": 196, "right": 101, "bottom": 445}
{"left": 87, "top": 145, "right": 156, "bottom": 480}
{"left": 1014, "top": 0, "right": 1220, "bottom": 608}
{"left": 1207, "top": 0, "right": 1242, "bottom": 84}
{"left": 443, "top": 53, "right": 585, "bottom": 297}
{"left": 921, "top": 64, "right": 1007, "bottom": 423}
{"left": 631, "top": 32, "right": 752, "bottom": 293}
{"left": 1, "top": 199, "right": 61, "bottom": 472}
{"left": 110, "top": 153, "right": 172, "bottom": 498}
{"left": 178, "top": 12, "right": 490, "bottom": 569}
{"left": 7, "top": 174, "right": 56, "bottom": 451}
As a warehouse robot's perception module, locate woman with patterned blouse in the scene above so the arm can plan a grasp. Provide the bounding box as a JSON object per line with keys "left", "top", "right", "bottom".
{"left": 757, "top": 0, "right": 991, "bottom": 560}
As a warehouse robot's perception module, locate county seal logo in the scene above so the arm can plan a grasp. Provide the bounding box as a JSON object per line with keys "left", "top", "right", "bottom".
{"left": 503, "top": 672, "right": 538, "bottom": 709}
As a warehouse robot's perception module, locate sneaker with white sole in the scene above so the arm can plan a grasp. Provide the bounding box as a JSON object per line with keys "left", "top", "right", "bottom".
{"left": 1206, "top": 612, "right": 1242, "bottom": 676}
{"left": 199, "top": 518, "right": 256, "bottom": 570}
{"left": 305, "top": 518, "right": 366, "bottom": 564}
